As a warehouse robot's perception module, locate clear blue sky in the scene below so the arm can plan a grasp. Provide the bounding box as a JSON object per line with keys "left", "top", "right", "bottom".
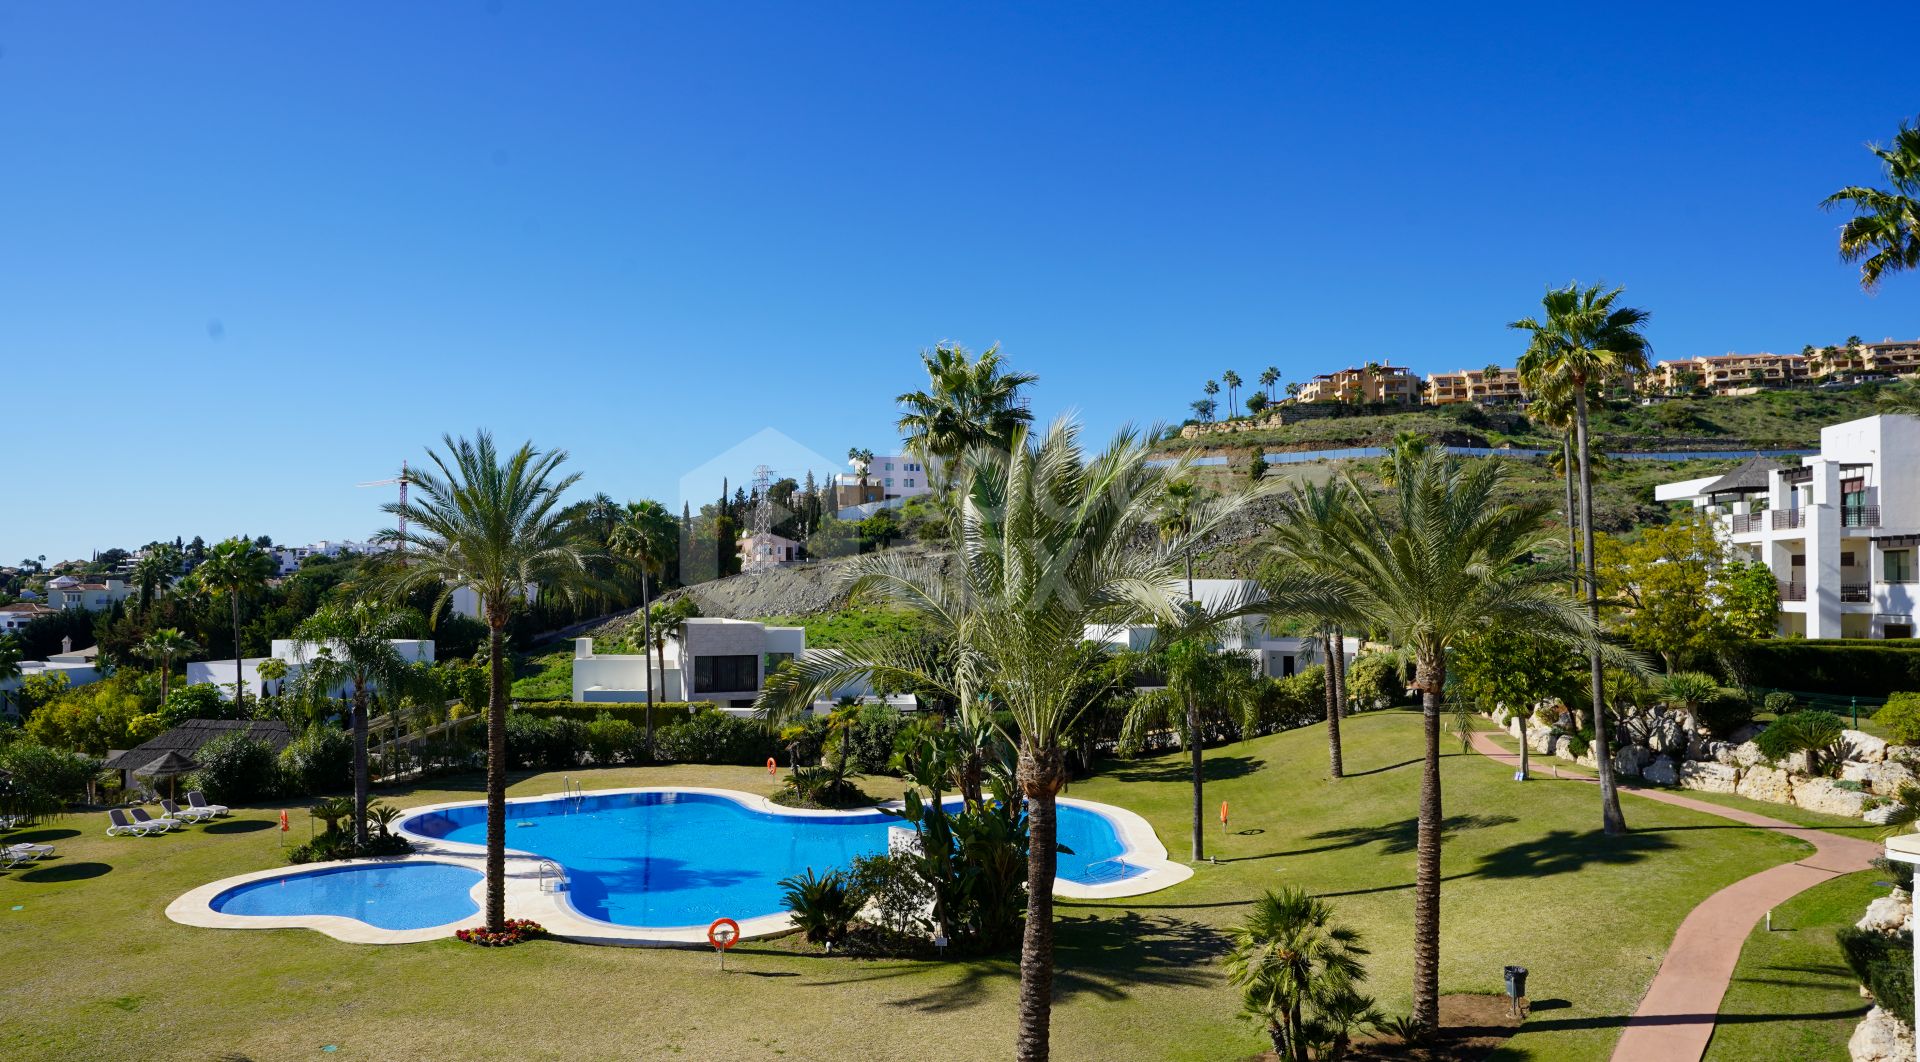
{"left": 3, "top": 2, "right": 1915, "bottom": 564}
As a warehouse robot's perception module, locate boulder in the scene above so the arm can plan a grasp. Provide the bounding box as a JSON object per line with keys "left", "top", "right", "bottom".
{"left": 1849, "top": 1006, "right": 1915, "bottom": 1062}
{"left": 1556, "top": 740, "right": 1580, "bottom": 761}
{"left": 1507, "top": 718, "right": 1524, "bottom": 740}
{"left": 1845, "top": 730, "right": 1891, "bottom": 764}
{"left": 1643, "top": 757, "right": 1680, "bottom": 786}
{"left": 1648, "top": 718, "right": 1691, "bottom": 754}
{"left": 1727, "top": 723, "right": 1762, "bottom": 745}
{"left": 1735, "top": 764, "right": 1794, "bottom": 805}
{"left": 1863, "top": 761, "right": 1918, "bottom": 796}
{"left": 1731, "top": 741, "right": 1767, "bottom": 768}
{"left": 1889, "top": 746, "right": 1920, "bottom": 764}
{"left": 1796, "top": 778, "right": 1871, "bottom": 818}
{"left": 1866, "top": 804, "right": 1902, "bottom": 826}
{"left": 1714, "top": 742, "right": 1742, "bottom": 765}
{"left": 1857, "top": 889, "right": 1913, "bottom": 935}
{"left": 1679, "top": 761, "right": 1741, "bottom": 795}
{"left": 1614, "top": 745, "right": 1651, "bottom": 778}
{"left": 1530, "top": 729, "right": 1560, "bottom": 756}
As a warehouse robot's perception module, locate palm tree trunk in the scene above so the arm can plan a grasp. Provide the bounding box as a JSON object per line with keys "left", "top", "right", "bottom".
{"left": 231, "top": 595, "right": 244, "bottom": 710}
{"left": 1562, "top": 434, "right": 1580, "bottom": 595}
{"left": 639, "top": 571, "right": 654, "bottom": 758}
{"left": 1016, "top": 739, "right": 1065, "bottom": 1062}
{"left": 485, "top": 619, "right": 509, "bottom": 932}
{"left": 352, "top": 680, "right": 369, "bottom": 846}
{"left": 1516, "top": 705, "right": 1530, "bottom": 779}
{"left": 160, "top": 652, "right": 172, "bottom": 705}
{"left": 1332, "top": 624, "right": 1348, "bottom": 718}
{"left": 1574, "top": 389, "right": 1627, "bottom": 835}
{"left": 1412, "top": 657, "right": 1445, "bottom": 1030}
{"left": 1188, "top": 685, "right": 1204, "bottom": 861}
{"left": 1324, "top": 629, "right": 1344, "bottom": 779}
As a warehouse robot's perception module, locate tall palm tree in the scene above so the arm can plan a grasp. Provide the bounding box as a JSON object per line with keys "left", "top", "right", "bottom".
{"left": 895, "top": 342, "right": 1039, "bottom": 476}
{"left": 1822, "top": 117, "right": 1920, "bottom": 291}
{"left": 1266, "top": 480, "right": 1354, "bottom": 778}
{"left": 1528, "top": 378, "right": 1582, "bottom": 594}
{"left": 0, "top": 636, "right": 21, "bottom": 715}
{"left": 1222, "top": 370, "right": 1243, "bottom": 418}
{"left": 847, "top": 447, "right": 875, "bottom": 503}
{"left": 134, "top": 628, "right": 199, "bottom": 705}
{"left": 376, "top": 431, "right": 595, "bottom": 931}
{"left": 761, "top": 421, "right": 1250, "bottom": 1062}
{"left": 131, "top": 544, "right": 181, "bottom": 613}
{"left": 1225, "top": 886, "right": 1377, "bottom": 1062}
{"left": 191, "top": 537, "right": 274, "bottom": 708}
{"left": 1511, "top": 282, "right": 1651, "bottom": 837}
{"left": 1260, "top": 366, "right": 1281, "bottom": 402}
{"left": 612, "top": 499, "right": 677, "bottom": 755}
{"left": 1203, "top": 379, "right": 1220, "bottom": 416}
{"left": 288, "top": 601, "right": 417, "bottom": 845}
{"left": 1262, "top": 452, "right": 1602, "bottom": 1031}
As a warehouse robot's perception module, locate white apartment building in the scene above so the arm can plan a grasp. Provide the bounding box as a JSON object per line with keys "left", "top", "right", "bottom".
{"left": 271, "top": 539, "right": 378, "bottom": 576}
{"left": 834, "top": 452, "right": 938, "bottom": 505}
{"left": 187, "top": 638, "right": 435, "bottom": 700}
{"left": 572, "top": 616, "right": 904, "bottom": 714}
{"left": 0, "top": 642, "right": 103, "bottom": 714}
{"left": 1656, "top": 413, "right": 1920, "bottom": 639}
{"left": 1084, "top": 578, "right": 1359, "bottom": 679}
{"left": 0, "top": 601, "right": 58, "bottom": 633}
{"left": 40, "top": 576, "right": 133, "bottom": 612}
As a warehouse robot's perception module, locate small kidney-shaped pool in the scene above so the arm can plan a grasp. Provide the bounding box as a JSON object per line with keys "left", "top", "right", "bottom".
{"left": 211, "top": 861, "right": 481, "bottom": 931}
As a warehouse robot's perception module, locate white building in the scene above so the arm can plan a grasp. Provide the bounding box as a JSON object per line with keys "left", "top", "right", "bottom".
{"left": 187, "top": 638, "right": 435, "bottom": 701}
{"left": 835, "top": 452, "right": 938, "bottom": 505}
{"left": 450, "top": 584, "right": 537, "bottom": 622}
{"left": 573, "top": 617, "right": 806, "bottom": 712}
{"left": 0, "top": 642, "right": 102, "bottom": 714}
{"left": 271, "top": 539, "right": 378, "bottom": 576}
{"left": 0, "top": 601, "right": 59, "bottom": 634}
{"left": 1656, "top": 413, "right": 1920, "bottom": 639}
{"left": 1084, "top": 578, "right": 1359, "bottom": 679}
{"left": 40, "top": 576, "right": 133, "bottom": 612}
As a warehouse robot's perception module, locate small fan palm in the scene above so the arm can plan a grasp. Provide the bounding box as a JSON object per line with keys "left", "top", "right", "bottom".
{"left": 1225, "top": 886, "right": 1379, "bottom": 1062}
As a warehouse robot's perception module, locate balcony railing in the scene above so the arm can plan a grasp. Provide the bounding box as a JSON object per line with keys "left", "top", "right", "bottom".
{"left": 1842, "top": 583, "right": 1873, "bottom": 603}
{"left": 1772, "top": 509, "right": 1805, "bottom": 530}
{"left": 1730, "top": 513, "right": 1764, "bottom": 534}
{"left": 1843, "top": 505, "right": 1881, "bottom": 528}
{"left": 1780, "top": 581, "right": 1806, "bottom": 602}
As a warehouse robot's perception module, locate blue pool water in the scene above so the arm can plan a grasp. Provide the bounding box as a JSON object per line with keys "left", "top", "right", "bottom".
{"left": 211, "top": 862, "right": 482, "bottom": 930}
{"left": 401, "top": 791, "right": 1144, "bottom": 929}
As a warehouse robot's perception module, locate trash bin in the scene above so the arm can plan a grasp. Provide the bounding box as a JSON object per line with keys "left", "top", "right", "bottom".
{"left": 1504, "top": 965, "right": 1528, "bottom": 1016}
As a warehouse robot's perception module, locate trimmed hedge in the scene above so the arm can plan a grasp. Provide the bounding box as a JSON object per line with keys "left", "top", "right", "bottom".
{"left": 1740, "top": 640, "right": 1920, "bottom": 697}
{"left": 509, "top": 701, "right": 710, "bottom": 727}
{"left": 1839, "top": 926, "right": 1915, "bottom": 1028}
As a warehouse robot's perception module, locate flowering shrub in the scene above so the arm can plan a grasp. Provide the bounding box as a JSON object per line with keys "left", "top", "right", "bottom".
{"left": 455, "top": 919, "right": 545, "bottom": 947}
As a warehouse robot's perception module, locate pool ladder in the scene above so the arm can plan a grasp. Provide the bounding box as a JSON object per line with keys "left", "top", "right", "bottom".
{"left": 537, "top": 858, "right": 566, "bottom": 893}
{"left": 560, "top": 777, "right": 586, "bottom": 809}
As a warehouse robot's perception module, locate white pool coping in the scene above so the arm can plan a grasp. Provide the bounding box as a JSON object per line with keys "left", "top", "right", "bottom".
{"left": 168, "top": 786, "right": 1191, "bottom": 946}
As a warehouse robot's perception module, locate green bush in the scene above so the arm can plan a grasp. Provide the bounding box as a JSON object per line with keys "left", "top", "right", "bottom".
{"left": 1762, "top": 691, "right": 1799, "bottom": 715}
{"left": 278, "top": 724, "right": 353, "bottom": 795}
{"left": 584, "top": 714, "right": 643, "bottom": 765}
{"left": 511, "top": 701, "right": 708, "bottom": 727}
{"left": 1755, "top": 710, "right": 1847, "bottom": 774}
{"left": 0, "top": 742, "right": 101, "bottom": 820}
{"left": 655, "top": 709, "right": 778, "bottom": 765}
{"left": 1696, "top": 689, "right": 1754, "bottom": 739}
{"left": 779, "top": 867, "right": 864, "bottom": 946}
{"left": 843, "top": 703, "right": 904, "bottom": 775}
{"left": 1875, "top": 693, "right": 1920, "bottom": 746}
{"left": 1742, "top": 640, "right": 1920, "bottom": 697}
{"left": 159, "top": 683, "right": 237, "bottom": 727}
{"left": 1839, "top": 926, "right": 1915, "bottom": 1028}
{"left": 186, "top": 732, "right": 281, "bottom": 804}
{"left": 1239, "top": 666, "right": 1326, "bottom": 738}
{"left": 1345, "top": 653, "right": 1405, "bottom": 710}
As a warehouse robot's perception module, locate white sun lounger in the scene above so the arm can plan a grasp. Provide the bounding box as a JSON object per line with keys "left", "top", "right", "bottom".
{"left": 128, "top": 808, "right": 183, "bottom": 832}
{"left": 107, "top": 809, "right": 167, "bottom": 836}
{"left": 4, "top": 842, "right": 53, "bottom": 859}
{"left": 187, "top": 792, "right": 229, "bottom": 817}
{"left": 162, "top": 798, "right": 215, "bottom": 823}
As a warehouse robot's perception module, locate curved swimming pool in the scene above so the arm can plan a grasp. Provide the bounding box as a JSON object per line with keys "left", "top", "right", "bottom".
{"left": 209, "top": 861, "right": 481, "bottom": 931}
{"left": 399, "top": 790, "right": 1146, "bottom": 930}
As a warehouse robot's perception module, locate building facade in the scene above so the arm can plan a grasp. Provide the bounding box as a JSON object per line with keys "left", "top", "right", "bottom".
{"left": 1295, "top": 365, "right": 1421, "bottom": 406}
{"left": 40, "top": 576, "right": 133, "bottom": 612}
{"left": 833, "top": 452, "right": 937, "bottom": 507}
{"left": 186, "top": 638, "right": 435, "bottom": 700}
{"left": 1647, "top": 352, "right": 1811, "bottom": 396}
{"left": 1656, "top": 414, "right": 1920, "bottom": 639}
{"left": 1084, "top": 578, "right": 1360, "bottom": 679}
{"left": 1424, "top": 366, "right": 1525, "bottom": 405}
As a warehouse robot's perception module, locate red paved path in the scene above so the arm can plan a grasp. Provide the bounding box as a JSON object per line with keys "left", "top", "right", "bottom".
{"left": 1467, "top": 729, "right": 1880, "bottom": 1062}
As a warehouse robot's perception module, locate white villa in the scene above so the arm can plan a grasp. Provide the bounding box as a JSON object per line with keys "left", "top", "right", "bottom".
{"left": 0, "top": 641, "right": 103, "bottom": 714}
{"left": 0, "top": 601, "right": 59, "bottom": 633}
{"left": 270, "top": 539, "right": 378, "bottom": 576}
{"left": 187, "top": 638, "right": 435, "bottom": 700}
{"left": 572, "top": 616, "right": 906, "bottom": 715}
{"left": 1657, "top": 413, "right": 1920, "bottom": 639}
{"left": 41, "top": 576, "right": 133, "bottom": 612}
{"left": 834, "top": 451, "right": 938, "bottom": 513}
{"left": 1084, "top": 578, "right": 1359, "bottom": 679}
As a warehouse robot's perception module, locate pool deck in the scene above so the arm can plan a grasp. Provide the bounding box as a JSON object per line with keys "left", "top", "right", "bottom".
{"left": 167, "top": 786, "right": 1192, "bottom": 946}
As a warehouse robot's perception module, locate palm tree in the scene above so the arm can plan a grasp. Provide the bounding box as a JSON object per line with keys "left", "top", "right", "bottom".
{"left": 1379, "top": 431, "right": 1429, "bottom": 485}
{"left": 759, "top": 421, "right": 1252, "bottom": 1062}
{"left": 1225, "top": 886, "right": 1377, "bottom": 1062}
{"left": 611, "top": 500, "right": 677, "bottom": 755}
{"left": 1285, "top": 381, "right": 1302, "bottom": 400}
{"left": 895, "top": 342, "right": 1039, "bottom": 476}
{"left": 647, "top": 597, "right": 696, "bottom": 707}
{"left": 1222, "top": 370, "right": 1243, "bottom": 418}
{"left": 1265, "top": 479, "right": 1353, "bottom": 778}
{"left": 1262, "top": 452, "right": 1603, "bottom": 1031}
{"left": 1529, "top": 379, "right": 1582, "bottom": 593}
{"left": 135, "top": 628, "right": 199, "bottom": 705}
{"left": 191, "top": 537, "right": 275, "bottom": 708}
{"left": 131, "top": 544, "right": 180, "bottom": 613}
{"left": 847, "top": 447, "right": 875, "bottom": 502}
{"left": 1822, "top": 117, "right": 1920, "bottom": 291}
{"left": 1260, "top": 366, "right": 1281, "bottom": 402}
{"left": 1190, "top": 398, "right": 1218, "bottom": 423}
{"left": 375, "top": 431, "right": 596, "bottom": 932}
{"left": 288, "top": 601, "right": 417, "bottom": 845}
{"left": 1512, "top": 282, "right": 1651, "bottom": 837}
{"left": 0, "top": 636, "right": 20, "bottom": 716}
{"left": 1203, "top": 379, "right": 1220, "bottom": 416}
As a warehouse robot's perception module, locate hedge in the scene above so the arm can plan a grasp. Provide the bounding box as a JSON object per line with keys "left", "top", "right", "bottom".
{"left": 507, "top": 701, "right": 711, "bottom": 727}
{"left": 1739, "top": 640, "right": 1920, "bottom": 697}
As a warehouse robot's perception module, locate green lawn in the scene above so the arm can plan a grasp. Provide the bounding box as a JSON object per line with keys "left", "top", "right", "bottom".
{"left": 0, "top": 711, "right": 1829, "bottom": 1060}
{"left": 508, "top": 643, "right": 574, "bottom": 701}
{"left": 1704, "top": 870, "right": 1884, "bottom": 1062}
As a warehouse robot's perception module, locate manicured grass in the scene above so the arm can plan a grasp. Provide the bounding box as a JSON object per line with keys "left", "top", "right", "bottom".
{"left": 0, "top": 711, "right": 1823, "bottom": 1060}
{"left": 508, "top": 643, "right": 573, "bottom": 701}
{"left": 759, "top": 607, "right": 932, "bottom": 649}
{"left": 1704, "top": 870, "right": 1885, "bottom": 1062}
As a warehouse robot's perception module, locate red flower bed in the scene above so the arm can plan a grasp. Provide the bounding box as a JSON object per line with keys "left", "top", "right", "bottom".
{"left": 455, "top": 919, "right": 545, "bottom": 947}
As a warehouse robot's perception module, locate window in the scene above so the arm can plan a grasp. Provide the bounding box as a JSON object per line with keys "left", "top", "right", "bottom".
{"left": 1887, "top": 624, "right": 1915, "bottom": 640}
{"left": 885, "top": 462, "right": 893, "bottom": 471}
{"left": 1842, "top": 552, "right": 1856, "bottom": 567}
{"left": 1887, "top": 550, "right": 1915, "bottom": 584}
{"left": 693, "top": 654, "right": 758, "bottom": 693}
{"left": 885, "top": 477, "right": 893, "bottom": 487}
{"left": 905, "top": 478, "right": 914, "bottom": 488}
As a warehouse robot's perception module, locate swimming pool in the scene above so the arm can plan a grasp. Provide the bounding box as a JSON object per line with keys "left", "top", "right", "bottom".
{"left": 209, "top": 861, "right": 480, "bottom": 931}
{"left": 398, "top": 790, "right": 1146, "bottom": 930}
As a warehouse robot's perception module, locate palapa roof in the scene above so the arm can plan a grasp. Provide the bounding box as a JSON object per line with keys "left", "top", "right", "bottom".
{"left": 1702, "top": 457, "right": 1782, "bottom": 497}
{"left": 102, "top": 719, "right": 294, "bottom": 771}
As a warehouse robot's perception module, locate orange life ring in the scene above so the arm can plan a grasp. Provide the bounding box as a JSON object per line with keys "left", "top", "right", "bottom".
{"left": 708, "top": 917, "right": 741, "bottom": 950}
{"left": 766, "top": 757, "right": 777, "bottom": 777}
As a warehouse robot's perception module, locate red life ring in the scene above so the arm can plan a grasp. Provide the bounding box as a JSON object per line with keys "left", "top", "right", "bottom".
{"left": 766, "top": 757, "right": 777, "bottom": 777}
{"left": 708, "top": 917, "right": 741, "bottom": 950}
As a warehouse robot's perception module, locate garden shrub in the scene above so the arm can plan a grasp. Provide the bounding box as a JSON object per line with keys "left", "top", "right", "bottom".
{"left": 1755, "top": 710, "right": 1847, "bottom": 775}
{"left": 159, "top": 683, "right": 237, "bottom": 727}
{"left": 1839, "top": 926, "right": 1915, "bottom": 1028}
{"left": 654, "top": 709, "right": 778, "bottom": 765}
{"left": 503, "top": 712, "right": 586, "bottom": 770}
{"left": 0, "top": 742, "right": 101, "bottom": 820}
{"left": 844, "top": 703, "right": 904, "bottom": 775}
{"left": 1696, "top": 689, "right": 1754, "bottom": 739}
{"left": 187, "top": 732, "right": 281, "bottom": 804}
{"left": 511, "top": 701, "right": 707, "bottom": 727}
{"left": 850, "top": 851, "right": 932, "bottom": 937}
{"left": 585, "top": 714, "right": 642, "bottom": 765}
{"left": 1762, "top": 691, "right": 1799, "bottom": 716}
{"left": 278, "top": 723, "right": 353, "bottom": 795}
{"left": 1741, "top": 640, "right": 1920, "bottom": 697}
{"left": 779, "top": 867, "right": 864, "bottom": 946}
{"left": 1875, "top": 693, "right": 1920, "bottom": 746}
{"left": 1238, "top": 667, "right": 1325, "bottom": 738}
{"left": 1344, "top": 653, "right": 1404, "bottom": 710}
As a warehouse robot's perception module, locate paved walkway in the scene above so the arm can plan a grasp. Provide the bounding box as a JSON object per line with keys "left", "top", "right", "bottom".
{"left": 1467, "top": 729, "right": 1881, "bottom": 1062}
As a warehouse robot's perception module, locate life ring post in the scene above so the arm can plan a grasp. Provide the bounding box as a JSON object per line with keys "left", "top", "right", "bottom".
{"left": 708, "top": 917, "right": 741, "bottom": 969}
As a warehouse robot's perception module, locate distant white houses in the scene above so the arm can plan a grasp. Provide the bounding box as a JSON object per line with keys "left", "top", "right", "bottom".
{"left": 270, "top": 539, "right": 378, "bottom": 576}
{"left": 0, "top": 601, "right": 59, "bottom": 633}
{"left": 738, "top": 531, "right": 803, "bottom": 571}
{"left": 0, "top": 641, "right": 102, "bottom": 714}
{"left": 41, "top": 576, "right": 133, "bottom": 612}
{"left": 1657, "top": 412, "right": 1920, "bottom": 639}
{"left": 571, "top": 616, "right": 907, "bottom": 715}
{"left": 187, "top": 638, "right": 435, "bottom": 701}
{"left": 1084, "top": 578, "right": 1359, "bottom": 680}
{"left": 834, "top": 451, "right": 938, "bottom": 511}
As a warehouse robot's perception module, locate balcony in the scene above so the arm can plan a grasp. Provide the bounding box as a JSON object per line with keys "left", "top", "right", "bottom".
{"left": 1730, "top": 513, "right": 1765, "bottom": 534}
{"left": 1771, "top": 509, "right": 1805, "bottom": 530}
{"left": 1842, "top": 583, "right": 1872, "bottom": 603}
{"left": 1780, "top": 581, "right": 1806, "bottom": 602}
{"left": 1842, "top": 505, "right": 1881, "bottom": 528}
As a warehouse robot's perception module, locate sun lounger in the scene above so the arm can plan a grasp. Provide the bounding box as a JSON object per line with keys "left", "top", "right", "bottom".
{"left": 162, "top": 798, "right": 215, "bottom": 823}
{"left": 107, "top": 809, "right": 167, "bottom": 836}
{"left": 0, "top": 849, "right": 31, "bottom": 870}
{"left": 129, "top": 807, "right": 183, "bottom": 832}
{"left": 4, "top": 842, "right": 53, "bottom": 859}
{"left": 187, "top": 791, "right": 229, "bottom": 817}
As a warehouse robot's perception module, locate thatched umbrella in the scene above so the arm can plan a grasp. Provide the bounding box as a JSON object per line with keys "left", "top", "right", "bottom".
{"left": 135, "top": 751, "right": 197, "bottom": 803}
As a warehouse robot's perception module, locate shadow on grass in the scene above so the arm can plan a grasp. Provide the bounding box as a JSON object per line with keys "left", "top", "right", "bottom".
{"left": 1341, "top": 756, "right": 1424, "bottom": 778}
{"left": 6, "top": 827, "right": 80, "bottom": 843}
{"left": 1253, "top": 813, "right": 1518, "bottom": 863}
{"left": 203, "top": 820, "right": 275, "bottom": 835}
{"left": 1100, "top": 755, "right": 1263, "bottom": 786}
{"left": 17, "top": 861, "right": 111, "bottom": 883}
{"left": 1314, "top": 826, "right": 1676, "bottom": 898}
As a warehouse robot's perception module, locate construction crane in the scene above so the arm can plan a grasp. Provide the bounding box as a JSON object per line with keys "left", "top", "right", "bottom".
{"left": 356, "top": 460, "right": 411, "bottom": 556}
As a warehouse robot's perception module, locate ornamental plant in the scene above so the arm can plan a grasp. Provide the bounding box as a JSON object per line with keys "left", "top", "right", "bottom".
{"left": 455, "top": 919, "right": 545, "bottom": 947}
